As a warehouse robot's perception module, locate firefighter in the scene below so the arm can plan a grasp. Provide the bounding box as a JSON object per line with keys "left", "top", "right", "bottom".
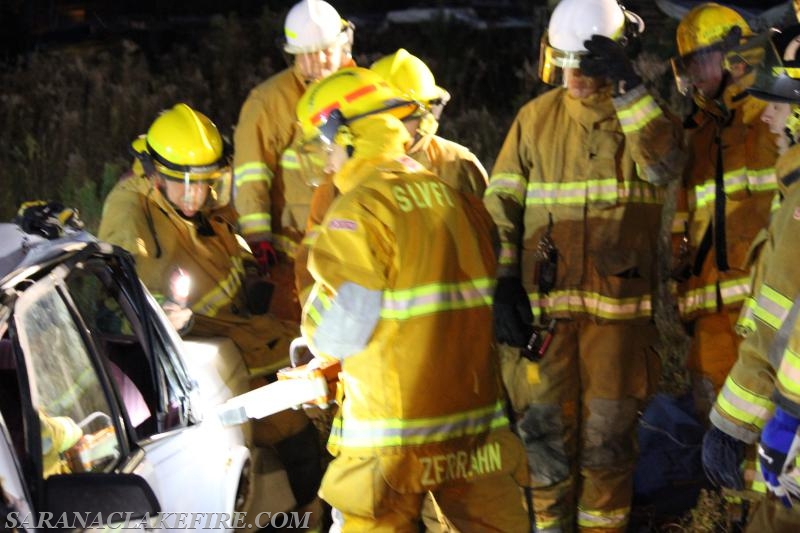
{"left": 670, "top": 2, "right": 779, "bottom": 419}
{"left": 97, "top": 103, "right": 324, "bottom": 526}
{"left": 483, "top": 0, "right": 684, "bottom": 530}
{"left": 702, "top": 25, "right": 800, "bottom": 532}
{"left": 294, "top": 48, "right": 488, "bottom": 303}
{"left": 233, "top": 0, "right": 354, "bottom": 322}
{"left": 295, "top": 67, "right": 529, "bottom": 532}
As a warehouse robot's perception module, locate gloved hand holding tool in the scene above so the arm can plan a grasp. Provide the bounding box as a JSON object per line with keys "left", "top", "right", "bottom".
{"left": 759, "top": 406, "right": 800, "bottom": 507}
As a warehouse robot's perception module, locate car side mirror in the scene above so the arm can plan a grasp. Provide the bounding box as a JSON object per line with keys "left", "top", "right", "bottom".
{"left": 43, "top": 472, "right": 160, "bottom": 528}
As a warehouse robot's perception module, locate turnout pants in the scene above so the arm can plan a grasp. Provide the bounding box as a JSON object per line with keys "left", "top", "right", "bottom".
{"left": 503, "top": 320, "right": 659, "bottom": 532}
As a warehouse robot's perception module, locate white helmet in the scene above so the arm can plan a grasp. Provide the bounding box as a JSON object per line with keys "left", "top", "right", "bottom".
{"left": 539, "top": 0, "right": 643, "bottom": 86}
{"left": 284, "top": 0, "right": 349, "bottom": 55}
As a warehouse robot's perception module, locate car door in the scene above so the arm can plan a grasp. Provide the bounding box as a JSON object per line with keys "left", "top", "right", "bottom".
{"left": 58, "top": 249, "right": 252, "bottom": 527}
{"left": 3, "top": 246, "right": 251, "bottom": 531}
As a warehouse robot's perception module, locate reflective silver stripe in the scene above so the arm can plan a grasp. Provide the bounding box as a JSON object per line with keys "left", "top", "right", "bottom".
{"left": 753, "top": 284, "right": 792, "bottom": 330}
{"left": 716, "top": 376, "right": 772, "bottom": 431}
{"left": 192, "top": 256, "right": 244, "bottom": 317}
{"left": 723, "top": 167, "right": 749, "bottom": 194}
{"left": 238, "top": 213, "right": 272, "bottom": 237}
{"left": 280, "top": 149, "right": 300, "bottom": 170}
{"left": 748, "top": 168, "right": 777, "bottom": 191}
{"left": 328, "top": 401, "right": 508, "bottom": 448}
{"left": 617, "top": 92, "right": 661, "bottom": 134}
{"left": 381, "top": 278, "right": 494, "bottom": 320}
{"left": 526, "top": 179, "right": 664, "bottom": 206}
{"left": 577, "top": 506, "right": 629, "bottom": 529}
{"left": 234, "top": 161, "right": 273, "bottom": 187}
{"left": 486, "top": 172, "right": 526, "bottom": 205}
{"left": 530, "top": 290, "right": 652, "bottom": 320}
{"left": 679, "top": 285, "right": 718, "bottom": 316}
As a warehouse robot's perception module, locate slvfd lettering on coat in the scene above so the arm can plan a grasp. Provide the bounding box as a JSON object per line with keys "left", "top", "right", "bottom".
{"left": 392, "top": 181, "right": 456, "bottom": 212}
{"left": 420, "top": 441, "right": 502, "bottom": 486}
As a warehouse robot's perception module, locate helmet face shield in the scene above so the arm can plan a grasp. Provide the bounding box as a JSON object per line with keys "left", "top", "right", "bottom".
{"left": 671, "top": 48, "right": 725, "bottom": 97}
{"left": 294, "top": 42, "right": 347, "bottom": 83}
{"left": 738, "top": 30, "right": 800, "bottom": 103}
{"left": 539, "top": 35, "right": 584, "bottom": 87}
{"left": 296, "top": 136, "right": 334, "bottom": 188}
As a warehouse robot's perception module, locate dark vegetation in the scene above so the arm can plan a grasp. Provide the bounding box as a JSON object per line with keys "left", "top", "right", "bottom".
{"left": 0, "top": 1, "right": 680, "bottom": 229}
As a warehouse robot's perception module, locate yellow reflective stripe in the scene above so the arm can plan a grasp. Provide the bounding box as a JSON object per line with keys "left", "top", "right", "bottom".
{"left": 753, "top": 284, "right": 793, "bottom": 330}
{"left": 748, "top": 168, "right": 777, "bottom": 191}
{"left": 617, "top": 93, "right": 661, "bottom": 134}
{"left": 530, "top": 289, "right": 652, "bottom": 320}
{"left": 328, "top": 401, "right": 508, "bottom": 448}
{"left": 305, "top": 286, "right": 333, "bottom": 331}
{"left": 692, "top": 180, "right": 715, "bottom": 209}
{"left": 719, "top": 278, "right": 750, "bottom": 305}
{"left": 192, "top": 257, "right": 244, "bottom": 317}
{"left": 234, "top": 161, "right": 273, "bottom": 187}
{"left": 577, "top": 506, "right": 629, "bottom": 528}
{"left": 280, "top": 148, "right": 300, "bottom": 170}
{"left": 717, "top": 376, "right": 773, "bottom": 430}
{"left": 302, "top": 225, "right": 320, "bottom": 246}
{"left": 275, "top": 233, "right": 298, "bottom": 259}
{"left": 381, "top": 278, "right": 494, "bottom": 320}
{"left": 742, "top": 457, "right": 766, "bottom": 493}
{"left": 736, "top": 296, "right": 757, "bottom": 336}
{"left": 486, "top": 172, "right": 526, "bottom": 205}
{"left": 679, "top": 285, "right": 718, "bottom": 316}
{"left": 778, "top": 346, "right": 800, "bottom": 398}
{"left": 238, "top": 212, "right": 272, "bottom": 236}
{"left": 526, "top": 179, "right": 616, "bottom": 205}
{"left": 771, "top": 193, "right": 782, "bottom": 213}
{"left": 534, "top": 516, "right": 566, "bottom": 533}
{"left": 672, "top": 211, "right": 689, "bottom": 234}
{"left": 723, "top": 167, "right": 749, "bottom": 194}
{"left": 526, "top": 179, "right": 664, "bottom": 206}
{"left": 499, "top": 243, "right": 517, "bottom": 266}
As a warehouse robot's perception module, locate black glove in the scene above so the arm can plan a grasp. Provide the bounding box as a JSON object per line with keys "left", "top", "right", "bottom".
{"left": 580, "top": 35, "right": 641, "bottom": 93}
{"left": 702, "top": 426, "right": 745, "bottom": 490}
{"left": 493, "top": 276, "right": 534, "bottom": 347}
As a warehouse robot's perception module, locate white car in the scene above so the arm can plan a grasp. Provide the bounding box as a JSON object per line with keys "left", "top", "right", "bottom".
{"left": 0, "top": 222, "right": 297, "bottom": 532}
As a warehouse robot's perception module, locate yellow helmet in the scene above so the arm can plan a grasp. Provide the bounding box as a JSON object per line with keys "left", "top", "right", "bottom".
{"left": 369, "top": 49, "right": 450, "bottom": 108}
{"left": 131, "top": 103, "right": 229, "bottom": 182}
{"left": 675, "top": 3, "right": 751, "bottom": 58}
{"left": 296, "top": 67, "right": 419, "bottom": 144}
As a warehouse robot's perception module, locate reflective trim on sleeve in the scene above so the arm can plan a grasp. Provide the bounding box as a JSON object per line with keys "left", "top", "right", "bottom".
{"left": 275, "top": 233, "right": 299, "bottom": 259}
{"left": 715, "top": 376, "right": 773, "bottom": 431}
{"left": 679, "top": 285, "right": 719, "bottom": 317}
{"left": 327, "top": 400, "right": 509, "bottom": 449}
{"left": 752, "top": 284, "right": 793, "bottom": 330}
{"left": 485, "top": 172, "right": 526, "bottom": 205}
{"left": 617, "top": 92, "right": 662, "bottom": 134}
{"left": 234, "top": 162, "right": 273, "bottom": 187}
{"left": 302, "top": 226, "right": 320, "bottom": 246}
{"left": 736, "top": 296, "right": 757, "bottom": 337}
{"left": 192, "top": 256, "right": 244, "bottom": 317}
{"left": 529, "top": 289, "right": 652, "bottom": 320}
{"left": 778, "top": 346, "right": 800, "bottom": 400}
{"left": 238, "top": 212, "right": 272, "bottom": 238}
{"left": 280, "top": 148, "right": 300, "bottom": 170}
